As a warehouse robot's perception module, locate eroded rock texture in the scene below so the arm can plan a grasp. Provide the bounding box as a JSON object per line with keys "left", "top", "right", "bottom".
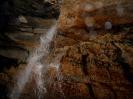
{"left": 0, "top": 0, "right": 61, "bottom": 70}
{"left": 0, "top": 0, "right": 58, "bottom": 98}
{"left": 47, "top": 0, "right": 133, "bottom": 98}
{"left": 0, "top": 0, "right": 133, "bottom": 99}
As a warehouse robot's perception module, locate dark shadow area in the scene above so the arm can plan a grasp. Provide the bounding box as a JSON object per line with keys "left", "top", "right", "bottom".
{"left": 119, "top": 57, "right": 133, "bottom": 84}
{"left": 0, "top": 1, "right": 9, "bottom": 32}
{"left": 0, "top": 55, "right": 18, "bottom": 72}
{"left": 0, "top": 84, "right": 9, "bottom": 99}
{"left": 112, "top": 42, "right": 133, "bottom": 84}
{"left": 86, "top": 83, "right": 96, "bottom": 99}
{"left": 81, "top": 54, "right": 89, "bottom": 75}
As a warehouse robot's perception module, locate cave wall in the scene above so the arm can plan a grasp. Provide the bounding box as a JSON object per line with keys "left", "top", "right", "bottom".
{"left": 49, "top": 0, "right": 133, "bottom": 98}
{"left": 0, "top": 0, "right": 62, "bottom": 70}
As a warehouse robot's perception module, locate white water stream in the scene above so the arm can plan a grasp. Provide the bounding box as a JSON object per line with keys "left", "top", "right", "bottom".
{"left": 10, "top": 23, "right": 62, "bottom": 99}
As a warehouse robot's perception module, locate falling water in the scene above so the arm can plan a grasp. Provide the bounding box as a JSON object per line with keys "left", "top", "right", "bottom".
{"left": 48, "top": 49, "right": 67, "bottom": 98}
{"left": 10, "top": 23, "right": 57, "bottom": 99}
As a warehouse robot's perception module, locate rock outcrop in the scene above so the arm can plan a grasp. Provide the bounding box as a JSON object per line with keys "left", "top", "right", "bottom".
{"left": 0, "top": 0, "right": 133, "bottom": 99}
{"left": 46, "top": 0, "right": 133, "bottom": 98}
{"left": 0, "top": 0, "right": 60, "bottom": 70}
{"left": 0, "top": 1, "right": 58, "bottom": 98}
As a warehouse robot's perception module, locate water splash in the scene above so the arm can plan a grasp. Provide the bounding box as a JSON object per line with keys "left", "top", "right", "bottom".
{"left": 45, "top": 48, "right": 68, "bottom": 98}
{"left": 10, "top": 24, "right": 57, "bottom": 99}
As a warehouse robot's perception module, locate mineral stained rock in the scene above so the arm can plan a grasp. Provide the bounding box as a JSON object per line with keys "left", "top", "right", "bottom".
{"left": 0, "top": 0, "right": 133, "bottom": 99}
{"left": 48, "top": 0, "right": 133, "bottom": 98}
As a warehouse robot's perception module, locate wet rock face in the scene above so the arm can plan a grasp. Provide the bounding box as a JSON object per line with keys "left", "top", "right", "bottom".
{"left": 58, "top": 0, "right": 133, "bottom": 31}
{"left": 13, "top": 0, "right": 61, "bottom": 18}
{"left": 0, "top": 0, "right": 60, "bottom": 69}
{"left": 0, "top": 0, "right": 59, "bottom": 97}
{"left": 51, "top": 0, "right": 133, "bottom": 98}
{"left": 0, "top": 17, "right": 56, "bottom": 98}
{"left": 54, "top": 37, "right": 133, "bottom": 98}
{"left": 0, "top": 0, "right": 132, "bottom": 98}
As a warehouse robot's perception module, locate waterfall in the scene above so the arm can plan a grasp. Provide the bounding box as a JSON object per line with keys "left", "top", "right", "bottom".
{"left": 10, "top": 24, "right": 58, "bottom": 99}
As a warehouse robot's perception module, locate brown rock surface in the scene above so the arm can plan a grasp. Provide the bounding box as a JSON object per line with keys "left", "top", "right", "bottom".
{"left": 0, "top": 0, "right": 133, "bottom": 99}
{"left": 58, "top": 0, "right": 133, "bottom": 31}
{"left": 47, "top": 0, "right": 133, "bottom": 98}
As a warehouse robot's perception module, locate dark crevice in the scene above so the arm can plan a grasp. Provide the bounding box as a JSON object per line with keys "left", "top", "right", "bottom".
{"left": 0, "top": 84, "right": 9, "bottom": 99}
{"left": 0, "top": 55, "right": 18, "bottom": 72}
{"left": 112, "top": 42, "right": 133, "bottom": 84}
{"left": 86, "top": 83, "right": 96, "bottom": 99}
{"left": 82, "top": 54, "right": 96, "bottom": 98}
{"left": 119, "top": 58, "right": 133, "bottom": 84}
{"left": 81, "top": 54, "right": 89, "bottom": 75}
